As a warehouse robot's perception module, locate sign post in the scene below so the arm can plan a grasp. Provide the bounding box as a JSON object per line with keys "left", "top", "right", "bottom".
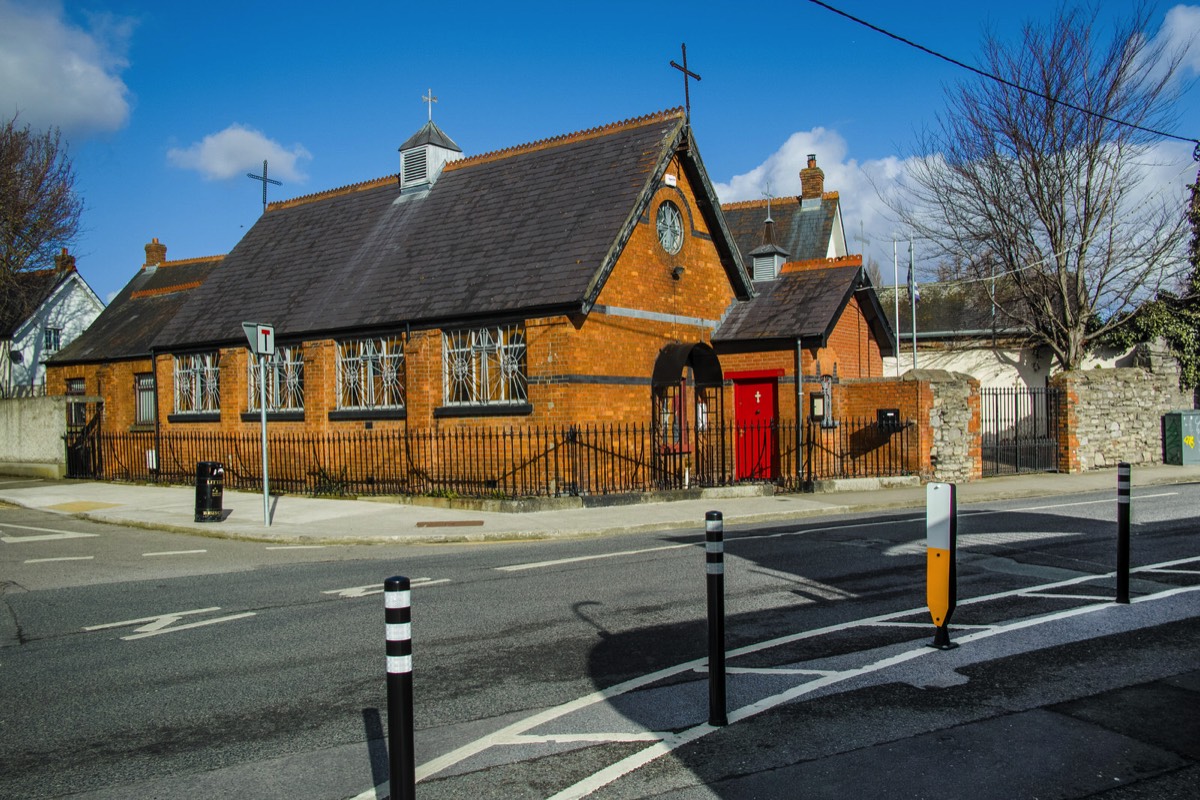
{"left": 926, "top": 482, "right": 958, "bottom": 650}
{"left": 242, "top": 322, "right": 275, "bottom": 526}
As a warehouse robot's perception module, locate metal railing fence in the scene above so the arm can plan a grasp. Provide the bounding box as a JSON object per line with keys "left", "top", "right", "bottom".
{"left": 67, "top": 417, "right": 916, "bottom": 497}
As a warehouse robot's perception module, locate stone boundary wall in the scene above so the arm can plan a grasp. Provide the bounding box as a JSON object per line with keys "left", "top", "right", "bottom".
{"left": 838, "top": 369, "right": 981, "bottom": 483}
{"left": 0, "top": 396, "right": 71, "bottom": 478}
{"left": 1052, "top": 353, "right": 1192, "bottom": 473}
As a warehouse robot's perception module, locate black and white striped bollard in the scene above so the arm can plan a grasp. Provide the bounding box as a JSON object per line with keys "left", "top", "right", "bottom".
{"left": 385, "top": 576, "right": 415, "bottom": 800}
{"left": 1116, "top": 463, "right": 1131, "bottom": 604}
{"left": 706, "top": 511, "right": 728, "bottom": 726}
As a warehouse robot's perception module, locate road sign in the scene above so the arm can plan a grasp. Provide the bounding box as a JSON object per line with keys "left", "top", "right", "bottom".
{"left": 241, "top": 322, "right": 275, "bottom": 357}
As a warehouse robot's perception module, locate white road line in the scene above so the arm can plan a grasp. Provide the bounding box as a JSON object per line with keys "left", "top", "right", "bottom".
{"left": 1023, "top": 592, "right": 1112, "bottom": 601}
{"left": 885, "top": 530, "right": 1079, "bottom": 557}
{"left": 83, "top": 607, "right": 256, "bottom": 640}
{"left": 322, "top": 578, "right": 449, "bottom": 598}
{"left": 142, "top": 549, "right": 207, "bottom": 557}
{"left": 2, "top": 531, "right": 100, "bottom": 543}
{"left": 264, "top": 545, "right": 328, "bottom": 550}
{"left": 496, "top": 543, "right": 693, "bottom": 572}
{"left": 504, "top": 732, "right": 664, "bottom": 745}
{"left": 24, "top": 556, "right": 95, "bottom": 563}
{"left": 381, "top": 553, "right": 1200, "bottom": 800}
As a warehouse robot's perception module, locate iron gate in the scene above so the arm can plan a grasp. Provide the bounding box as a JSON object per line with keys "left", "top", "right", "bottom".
{"left": 981, "top": 387, "right": 1062, "bottom": 476}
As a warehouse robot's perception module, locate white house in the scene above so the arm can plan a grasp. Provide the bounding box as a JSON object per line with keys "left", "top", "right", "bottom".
{"left": 1, "top": 249, "right": 104, "bottom": 397}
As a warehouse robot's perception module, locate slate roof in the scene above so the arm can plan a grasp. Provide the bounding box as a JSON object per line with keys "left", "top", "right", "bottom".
{"left": 155, "top": 109, "right": 752, "bottom": 350}
{"left": 715, "top": 263, "right": 896, "bottom": 356}
{"left": 0, "top": 268, "right": 70, "bottom": 338}
{"left": 877, "top": 283, "right": 1018, "bottom": 339}
{"left": 51, "top": 257, "right": 222, "bottom": 363}
{"left": 721, "top": 195, "right": 841, "bottom": 264}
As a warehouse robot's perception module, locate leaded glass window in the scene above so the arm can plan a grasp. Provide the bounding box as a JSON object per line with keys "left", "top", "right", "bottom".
{"left": 174, "top": 352, "right": 220, "bottom": 414}
{"left": 248, "top": 345, "right": 304, "bottom": 412}
{"left": 336, "top": 337, "right": 405, "bottom": 410}
{"left": 442, "top": 324, "right": 527, "bottom": 406}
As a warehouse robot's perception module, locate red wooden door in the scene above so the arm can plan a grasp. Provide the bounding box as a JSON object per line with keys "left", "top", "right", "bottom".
{"left": 734, "top": 378, "right": 778, "bottom": 480}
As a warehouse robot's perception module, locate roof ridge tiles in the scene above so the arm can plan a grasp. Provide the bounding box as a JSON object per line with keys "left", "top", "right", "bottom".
{"left": 130, "top": 280, "right": 204, "bottom": 300}
{"left": 720, "top": 196, "right": 802, "bottom": 211}
{"left": 158, "top": 254, "right": 225, "bottom": 267}
{"left": 443, "top": 107, "right": 685, "bottom": 172}
{"left": 269, "top": 174, "right": 399, "bottom": 212}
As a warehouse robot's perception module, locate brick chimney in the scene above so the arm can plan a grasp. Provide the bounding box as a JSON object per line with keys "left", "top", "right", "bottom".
{"left": 144, "top": 237, "right": 167, "bottom": 268}
{"left": 800, "top": 154, "right": 824, "bottom": 200}
{"left": 54, "top": 247, "right": 76, "bottom": 273}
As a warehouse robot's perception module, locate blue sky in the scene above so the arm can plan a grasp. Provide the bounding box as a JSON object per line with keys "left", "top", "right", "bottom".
{"left": 3, "top": 0, "right": 1199, "bottom": 303}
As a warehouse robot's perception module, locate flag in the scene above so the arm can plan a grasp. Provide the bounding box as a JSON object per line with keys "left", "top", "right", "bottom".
{"left": 908, "top": 267, "right": 919, "bottom": 303}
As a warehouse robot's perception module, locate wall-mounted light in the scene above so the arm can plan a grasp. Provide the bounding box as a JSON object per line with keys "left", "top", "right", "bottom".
{"left": 671, "top": 265, "right": 686, "bottom": 281}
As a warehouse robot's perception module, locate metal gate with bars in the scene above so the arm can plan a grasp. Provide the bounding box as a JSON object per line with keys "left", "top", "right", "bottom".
{"left": 981, "top": 387, "right": 1063, "bottom": 477}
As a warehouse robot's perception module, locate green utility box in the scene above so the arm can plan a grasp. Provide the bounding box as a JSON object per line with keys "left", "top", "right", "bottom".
{"left": 1163, "top": 410, "right": 1200, "bottom": 465}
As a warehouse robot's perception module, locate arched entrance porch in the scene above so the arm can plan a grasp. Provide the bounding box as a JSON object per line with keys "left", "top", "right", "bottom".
{"left": 650, "top": 342, "right": 727, "bottom": 488}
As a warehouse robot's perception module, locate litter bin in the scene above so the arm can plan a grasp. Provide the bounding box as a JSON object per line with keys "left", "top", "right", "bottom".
{"left": 195, "top": 461, "right": 224, "bottom": 522}
{"left": 1163, "top": 411, "right": 1200, "bottom": 465}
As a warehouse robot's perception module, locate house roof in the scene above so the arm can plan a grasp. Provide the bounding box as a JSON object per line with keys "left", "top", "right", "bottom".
{"left": 50, "top": 256, "right": 222, "bottom": 363}
{"left": 0, "top": 267, "right": 72, "bottom": 338}
{"left": 721, "top": 194, "right": 841, "bottom": 264}
{"left": 877, "top": 283, "right": 1014, "bottom": 340}
{"left": 154, "top": 109, "right": 752, "bottom": 350}
{"left": 715, "top": 259, "right": 896, "bottom": 356}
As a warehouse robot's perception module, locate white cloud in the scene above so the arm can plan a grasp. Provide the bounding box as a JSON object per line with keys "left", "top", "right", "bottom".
{"left": 166, "top": 124, "right": 312, "bottom": 182}
{"left": 1157, "top": 4, "right": 1200, "bottom": 75}
{"left": 0, "top": 0, "right": 132, "bottom": 135}
{"left": 714, "top": 127, "right": 919, "bottom": 273}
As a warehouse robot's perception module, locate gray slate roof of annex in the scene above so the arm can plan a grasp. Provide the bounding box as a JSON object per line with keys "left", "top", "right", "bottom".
{"left": 51, "top": 258, "right": 221, "bottom": 362}
{"left": 722, "top": 196, "right": 839, "bottom": 265}
{"left": 155, "top": 111, "right": 704, "bottom": 349}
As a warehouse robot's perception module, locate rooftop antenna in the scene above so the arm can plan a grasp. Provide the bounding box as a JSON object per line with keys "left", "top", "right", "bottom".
{"left": 246, "top": 160, "right": 282, "bottom": 214}
{"left": 423, "top": 88, "right": 438, "bottom": 121}
{"left": 669, "top": 43, "right": 701, "bottom": 126}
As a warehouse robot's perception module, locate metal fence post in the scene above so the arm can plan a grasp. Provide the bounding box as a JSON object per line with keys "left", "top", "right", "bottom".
{"left": 385, "top": 576, "right": 415, "bottom": 800}
{"left": 705, "top": 511, "right": 728, "bottom": 726}
{"left": 1116, "top": 463, "right": 1131, "bottom": 604}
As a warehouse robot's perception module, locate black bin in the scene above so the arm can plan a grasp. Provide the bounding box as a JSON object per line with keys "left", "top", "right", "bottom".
{"left": 195, "top": 461, "right": 224, "bottom": 522}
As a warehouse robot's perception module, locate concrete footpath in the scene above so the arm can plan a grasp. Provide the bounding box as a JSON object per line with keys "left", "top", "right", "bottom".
{"left": 2, "top": 463, "right": 1198, "bottom": 544}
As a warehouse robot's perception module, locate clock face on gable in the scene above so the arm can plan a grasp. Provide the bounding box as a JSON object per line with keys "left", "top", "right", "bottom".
{"left": 656, "top": 201, "right": 683, "bottom": 255}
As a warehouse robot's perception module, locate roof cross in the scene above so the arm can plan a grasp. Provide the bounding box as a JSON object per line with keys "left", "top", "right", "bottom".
{"left": 669, "top": 43, "right": 701, "bottom": 125}
{"left": 762, "top": 182, "right": 775, "bottom": 222}
{"left": 423, "top": 88, "right": 438, "bottom": 121}
{"left": 246, "top": 160, "right": 282, "bottom": 214}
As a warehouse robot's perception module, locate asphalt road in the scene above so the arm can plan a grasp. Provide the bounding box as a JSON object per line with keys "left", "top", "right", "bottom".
{"left": 1, "top": 484, "right": 1197, "bottom": 799}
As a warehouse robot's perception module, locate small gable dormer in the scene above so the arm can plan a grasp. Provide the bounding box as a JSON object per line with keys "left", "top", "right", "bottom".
{"left": 398, "top": 120, "right": 463, "bottom": 191}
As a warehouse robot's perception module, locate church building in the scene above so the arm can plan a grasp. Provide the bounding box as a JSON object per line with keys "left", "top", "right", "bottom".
{"left": 49, "top": 109, "right": 894, "bottom": 493}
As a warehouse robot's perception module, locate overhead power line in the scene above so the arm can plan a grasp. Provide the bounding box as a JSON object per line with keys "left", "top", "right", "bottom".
{"left": 805, "top": 0, "right": 1200, "bottom": 156}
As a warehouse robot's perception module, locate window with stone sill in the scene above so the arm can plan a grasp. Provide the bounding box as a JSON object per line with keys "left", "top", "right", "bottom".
{"left": 442, "top": 324, "right": 528, "bottom": 407}
{"left": 173, "top": 352, "right": 220, "bottom": 414}
{"left": 135, "top": 373, "right": 155, "bottom": 425}
{"left": 336, "top": 337, "right": 405, "bottom": 410}
{"left": 247, "top": 345, "right": 304, "bottom": 412}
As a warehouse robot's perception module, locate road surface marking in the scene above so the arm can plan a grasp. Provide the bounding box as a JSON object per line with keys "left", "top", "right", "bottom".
{"left": 496, "top": 543, "right": 693, "bottom": 572}
{"left": 24, "top": 556, "right": 95, "bottom": 563}
{"left": 885, "top": 530, "right": 1078, "bottom": 556}
{"left": 354, "top": 555, "right": 1200, "bottom": 800}
{"left": 143, "top": 549, "right": 207, "bottom": 557}
{"left": 323, "top": 578, "right": 449, "bottom": 598}
{"left": 83, "top": 607, "right": 256, "bottom": 640}
{"left": 265, "top": 545, "right": 328, "bottom": 550}
{"left": 1, "top": 527, "right": 100, "bottom": 543}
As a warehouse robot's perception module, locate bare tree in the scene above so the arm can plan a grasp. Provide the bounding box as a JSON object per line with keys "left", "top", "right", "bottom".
{"left": 893, "top": 4, "right": 1191, "bottom": 371}
{"left": 0, "top": 113, "right": 83, "bottom": 301}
